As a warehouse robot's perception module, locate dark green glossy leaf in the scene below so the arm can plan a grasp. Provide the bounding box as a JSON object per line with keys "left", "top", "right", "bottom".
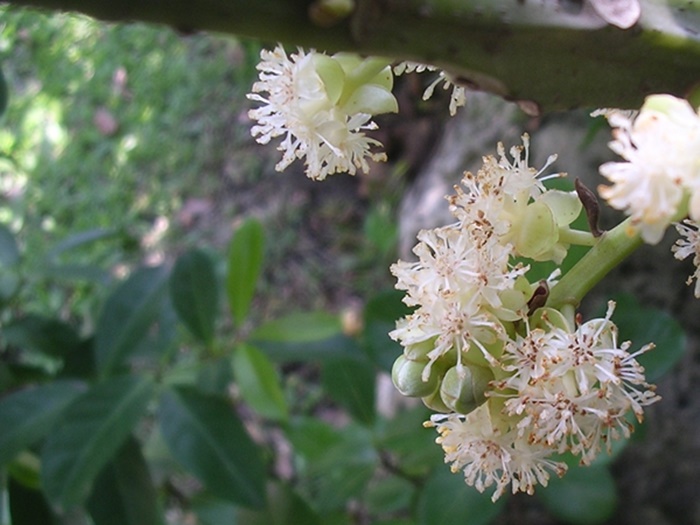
{"left": 232, "top": 344, "right": 288, "bottom": 422}
{"left": 0, "top": 222, "right": 20, "bottom": 266}
{"left": 87, "top": 436, "right": 164, "bottom": 525}
{"left": 0, "top": 380, "right": 86, "bottom": 466}
{"left": 538, "top": 465, "right": 617, "bottom": 524}
{"left": 321, "top": 356, "right": 376, "bottom": 425}
{"left": 227, "top": 218, "right": 264, "bottom": 328}
{"left": 236, "top": 482, "right": 322, "bottom": 525}
{"left": 416, "top": 467, "right": 506, "bottom": 525}
{"left": 3, "top": 314, "right": 81, "bottom": 358}
{"left": 170, "top": 248, "right": 219, "bottom": 344}
{"left": 9, "top": 477, "right": 56, "bottom": 525}
{"left": 159, "top": 386, "right": 266, "bottom": 508}
{"left": 608, "top": 293, "right": 686, "bottom": 382}
{"left": 41, "top": 375, "right": 154, "bottom": 509}
{"left": 95, "top": 266, "right": 169, "bottom": 376}
{"left": 363, "top": 289, "right": 411, "bottom": 372}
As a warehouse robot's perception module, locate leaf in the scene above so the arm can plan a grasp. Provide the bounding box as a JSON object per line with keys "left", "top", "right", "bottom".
{"left": 321, "top": 356, "right": 376, "bottom": 425}
{"left": 232, "top": 344, "right": 288, "bottom": 422}
{"left": 537, "top": 465, "right": 617, "bottom": 524}
{"left": 251, "top": 311, "right": 342, "bottom": 343}
{"left": 0, "top": 380, "right": 86, "bottom": 467}
{"left": 159, "top": 386, "right": 266, "bottom": 508}
{"left": 87, "top": 436, "right": 164, "bottom": 525}
{"left": 0, "top": 222, "right": 20, "bottom": 267}
{"left": 376, "top": 406, "right": 442, "bottom": 476}
{"left": 365, "top": 475, "right": 415, "bottom": 515}
{"left": 9, "top": 477, "right": 57, "bottom": 525}
{"left": 3, "top": 314, "right": 82, "bottom": 358}
{"left": 227, "top": 218, "right": 264, "bottom": 327}
{"left": 41, "top": 375, "right": 154, "bottom": 509}
{"left": 170, "top": 248, "right": 219, "bottom": 344}
{"left": 363, "top": 290, "right": 411, "bottom": 372}
{"left": 95, "top": 266, "right": 169, "bottom": 376}
{"left": 236, "top": 482, "right": 322, "bottom": 525}
{"left": 46, "top": 227, "right": 119, "bottom": 260}
{"left": 287, "top": 419, "right": 377, "bottom": 512}
{"left": 416, "top": 467, "right": 506, "bottom": 525}
{"left": 607, "top": 293, "right": 686, "bottom": 382}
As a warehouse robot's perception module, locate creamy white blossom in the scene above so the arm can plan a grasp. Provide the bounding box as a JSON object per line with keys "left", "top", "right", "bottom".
{"left": 248, "top": 45, "right": 394, "bottom": 180}
{"left": 598, "top": 94, "right": 700, "bottom": 244}
{"left": 394, "top": 61, "right": 467, "bottom": 116}
{"left": 673, "top": 218, "right": 700, "bottom": 297}
{"left": 426, "top": 403, "right": 567, "bottom": 501}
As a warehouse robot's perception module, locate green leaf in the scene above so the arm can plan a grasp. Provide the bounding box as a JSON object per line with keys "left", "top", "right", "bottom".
{"left": 416, "top": 467, "right": 506, "bottom": 525}
{"left": 87, "top": 436, "right": 164, "bottom": 525}
{"left": 608, "top": 293, "right": 686, "bottom": 382}
{"left": 376, "top": 406, "right": 442, "bottom": 476}
{"left": 46, "top": 227, "right": 119, "bottom": 260}
{"left": 537, "top": 465, "right": 617, "bottom": 524}
{"left": 2, "top": 315, "right": 82, "bottom": 358}
{"left": 236, "top": 482, "right": 322, "bottom": 525}
{"left": 321, "top": 356, "right": 376, "bottom": 425}
{"left": 9, "top": 477, "right": 57, "bottom": 525}
{"left": 0, "top": 380, "right": 86, "bottom": 467}
{"left": 287, "top": 419, "right": 377, "bottom": 512}
{"left": 227, "top": 218, "right": 264, "bottom": 327}
{"left": 0, "top": 65, "right": 8, "bottom": 119}
{"left": 0, "top": 222, "right": 20, "bottom": 267}
{"left": 363, "top": 290, "right": 411, "bottom": 372}
{"left": 365, "top": 475, "right": 415, "bottom": 515}
{"left": 192, "top": 497, "right": 239, "bottom": 525}
{"left": 95, "top": 266, "right": 169, "bottom": 376}
{"left": 197, "top": 356, "right": 235, "bottom": 395}
{"left": 170, "top": 248, "right": 219, "bottom": 345}
{"left": 41, "top": 375, "right": 154, "bottom": 509}
{"left": 159, "top": 386, "right": 266, "bottom": 508}
{"left": 249, "top": 311, "right": 358, "bottom": 363}
{"left": 232, "top": 344, "right": 288, "bottom": 422}
{"left": 251, "top": 311, "right": 342, "bottom": 343}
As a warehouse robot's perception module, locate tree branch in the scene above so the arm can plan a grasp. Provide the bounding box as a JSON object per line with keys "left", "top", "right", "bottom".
{"left": 3, "top": 0, "right": 700, "bottom": 112}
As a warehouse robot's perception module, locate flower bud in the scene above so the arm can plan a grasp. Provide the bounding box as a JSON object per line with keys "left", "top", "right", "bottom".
{"left": 391, "top": 355, "right": 438, "bottom": 397}
{"left": 439, "top": 364, "right": 493, "bottom": 414}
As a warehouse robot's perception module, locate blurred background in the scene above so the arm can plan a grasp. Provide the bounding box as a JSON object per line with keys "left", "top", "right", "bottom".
{"left": 0, "top": 6, "right": 698, "bottom": 525}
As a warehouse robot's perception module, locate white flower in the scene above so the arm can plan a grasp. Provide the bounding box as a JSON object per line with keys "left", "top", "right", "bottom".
{"left": 673, "top": 218, "right": 700, "bottom": 297}
{"left": 247, "top": 45, "right": 392, "bottom": 180}
{"left": 394, "top": 61, "right": 467, "bottom": 116}
{"left": 426, "top": 403, "right": 567, "bottom": 501}
{"left": 497, "top": 302, "right": 659, "bottom": 464}
{"left": 598, "top": 94, "right": 700, "bottom": 244}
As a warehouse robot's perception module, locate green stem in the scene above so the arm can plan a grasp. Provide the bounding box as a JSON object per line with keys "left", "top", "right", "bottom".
{"left": 558, "top": 228, "right": 596, "bottom": 247}
{"left": 546, "top": 218, "right": 642, "bottom": 309}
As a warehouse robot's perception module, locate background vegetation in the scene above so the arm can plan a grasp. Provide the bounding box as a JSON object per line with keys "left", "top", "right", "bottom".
{"left": 0, "top": 6, "right": 688, "bottom": 525}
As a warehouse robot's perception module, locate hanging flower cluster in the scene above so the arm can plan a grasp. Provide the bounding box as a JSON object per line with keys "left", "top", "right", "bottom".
{"left": 247, "top": 45, "right": 397, "bottom": 180}
{"left": 598, "top": 94, "right": 700, "bottom": 244}
{"left": 390, "top": 137, "right": 659, "bottom": 500}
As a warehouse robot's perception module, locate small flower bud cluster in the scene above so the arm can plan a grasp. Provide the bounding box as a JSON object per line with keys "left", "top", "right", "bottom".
{"left": 247, "top": 45, "right": 398, "bottom": 180}
{"left": 391, "top": 138, "right": 659, "bottom": 501}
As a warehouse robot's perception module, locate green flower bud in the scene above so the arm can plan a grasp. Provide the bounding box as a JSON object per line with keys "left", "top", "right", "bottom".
{"left": 392, "top": 355, "right": 438, "bottom": 397}
{"left": 421, "top": 386, "right": 450, "bottom": 413}
{"left": 439, "top": 364, "right": 493, "bottom": 414}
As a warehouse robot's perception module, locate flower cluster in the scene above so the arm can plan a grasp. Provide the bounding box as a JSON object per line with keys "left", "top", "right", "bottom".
{"left": 598, "top": 94, "right": 700, "bottom": 244}
{"left": 391, "top": 137, "right": 659, "bottom": 500}
{"left": 394, "top": 62, "right": 468, "bottom": 116}
{"left": 247, "top": 45, "right": 397, "bottom": 180}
